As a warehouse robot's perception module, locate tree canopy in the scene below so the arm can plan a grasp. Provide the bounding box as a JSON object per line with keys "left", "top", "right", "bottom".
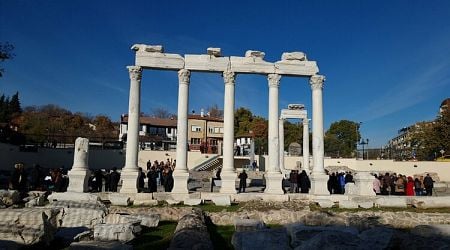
{"left": 324, "top": 120, "right": 360, "bottom": 158}
{"left": 0, "top": 42, "right": 15, "bottom": 77}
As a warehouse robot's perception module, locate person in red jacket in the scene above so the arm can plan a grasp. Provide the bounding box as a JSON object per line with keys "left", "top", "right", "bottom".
{"left": 406, "top": 176, "right": 415, "bottom": 196}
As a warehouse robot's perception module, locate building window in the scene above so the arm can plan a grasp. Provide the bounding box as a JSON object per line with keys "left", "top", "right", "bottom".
{"left": 210, "top": 139, "right": 218, "bottom": 145}
{"left": 191, "top": 138, "right": 201, "bottom": 145}
{"left": 191, "top": 125, "right": 202, "bottom": 132}
{"left": 208, "top": 127, "right": 214, "bottom": 133}
{"left": 167, "top": 128, "right": 172, "bottom": 134}
{"left": 213, "top": 127, "right": 223, "bottom": 133}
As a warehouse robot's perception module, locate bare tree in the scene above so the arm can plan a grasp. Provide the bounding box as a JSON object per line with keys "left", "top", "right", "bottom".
{"left": 151, "top": 107, "right": 175, "bottom": 118}
{"left": 207, "top": 104, "right": 223, "bottom": 118}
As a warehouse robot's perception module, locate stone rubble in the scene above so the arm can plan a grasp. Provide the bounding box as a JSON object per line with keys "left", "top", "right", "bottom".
{"left": 169, "top": 208, "right": 213, "bottom": 250}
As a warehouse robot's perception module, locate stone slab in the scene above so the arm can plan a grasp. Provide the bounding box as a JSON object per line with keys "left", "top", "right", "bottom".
{"left": 232, "top": 193, "right": 263, "bottom": 202}
{"left": 274, "top": 60, "right": 319, "bottom": 76}
{"left": 184, "top": 54, "right": 229, "bottom": 72}
{"left": 232, "top": 227, "right": 290, "bottom": 250}
{"left": 48, "top": 192, "right": 101, "bottom": 204}
{"left": 70, "top": 240, "right": 132, "bottom": 250}
{"left": 108, "top": 193, "right": 131, "bottom": 206}
{"left": 230, "top": 56, "right": 275, "bottom": 74}
{"left": 316, "top": 199, "right": 335, "bottom": 208}
{"left": 287, "top": 224, "right": 358, "bottom": 248}
{"left": 94, "top": 222, "right": 141, "bottom": 242}
{"left": 0, "top": 189, "right": 20, "bottom": 206}
{"left": 135, "top": 51, "right": 184, "bottom": 70}
{"left": 184, "top": 198, "right": 202, "bottom": 206}
{"left": 375, "top": 197, "right": 407, "bottom": 208}
{"left": 133, "top": 199, "right": 158, "bottom": 206}
{"left": 339, "top": 200, "right": 359, "bottom": 209}
{"left": 166, "top": 199, "right": 182, "bottom": 205}
{"left": 234, "top": 218, "right": 265, "bottom": 232}
{"left": 358, "top": 201, "right": 374, "bottom": 209}
{"left": 410, "top": 197, "right": 450, "bottom": 209}
{"left": 212, "top": 195, "right": 231, "bottom": 206}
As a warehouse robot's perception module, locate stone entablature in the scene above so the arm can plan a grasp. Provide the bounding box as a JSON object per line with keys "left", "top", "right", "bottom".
{"left": 132, "top": 44, "right": 319, "bottom": 76}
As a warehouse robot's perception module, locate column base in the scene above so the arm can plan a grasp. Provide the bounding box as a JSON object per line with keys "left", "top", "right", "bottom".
{"left": 354, "top": 171, "right": 376, "bottom": 196}
{"left": 310, "top": 172, "right": 330, "bottom": 196}
{"left": 219, "top": 172, "right": 237, "bottom": 194}
{"left": 67, "top": 169, "right": 89, "bottom": 192}
{"left": 119, "top": 170, "right": 139, "bottom": 194}
{"left": 171, "top": 172, "right": 189, "bottom": 194}
{"left": 264, "top": 172, "right": 284, "bottom": 194}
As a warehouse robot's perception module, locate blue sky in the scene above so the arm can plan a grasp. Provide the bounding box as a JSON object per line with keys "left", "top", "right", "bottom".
{"left": 1, "top": 0, "right": 449, "bottom": 147}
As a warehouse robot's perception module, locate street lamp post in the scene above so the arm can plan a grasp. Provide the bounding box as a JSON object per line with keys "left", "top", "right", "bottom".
{"left": 355, "top": 122, "right": 362, "bottom": 158}
{"left": 360, "top": 138, "right": 369, "bottom": 160}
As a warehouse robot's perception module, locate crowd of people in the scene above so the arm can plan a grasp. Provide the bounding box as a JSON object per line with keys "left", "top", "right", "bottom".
{"left": 288, "top": 170, "right": 311, "bottom": 193}
{"left": 326, "top": 171, "right": 354, "bottom": 194}
{"left": 373, "top": 172, "right": 435, "bottom": 196}
{"left": 8, "top": 162, "right": 69, "bottom": 195}
{"left": 140, "top": 158, "right": 176, "bottom": 193}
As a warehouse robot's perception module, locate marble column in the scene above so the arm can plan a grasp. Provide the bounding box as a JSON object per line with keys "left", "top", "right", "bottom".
{"left": 309, "top": 75, "right": 329, "bottom": 195}
{"left": 265, "top": 74, "right": 284, "bottom": 194}
{"left": 120, "top": 66, "right": 143, "bottom": 193}
{"left": 302, "top": 119, "right": 310, "bottom": 172}
{"left": 67, "top": 137, "right": 90, "bottom": 192}
{"left": 279, "top": 118, "right": 285, "bottom": 172}
{"left": 220, "top": 70, "right": 237, "bottom": 194}
{"left": 172, "top": 69, "right": 191, "bottom": 194}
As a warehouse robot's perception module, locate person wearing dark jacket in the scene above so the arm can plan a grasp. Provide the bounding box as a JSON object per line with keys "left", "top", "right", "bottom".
{"left": 10, "top": 162, "right": 27, "bottom": 192}
{"left": 238, "top": 170, "right": 248, "bottom": 193}
{"left": 147, "top": 167, "right": 158, "bottom": 193}
{"left": 109, "top": 167, "right": 121, "bottom": 192}
{"left": 423, "top": 174, "right": 434, "bottom": 196}
{"left": 298, "top": 170, "right": 310, "bottom": 193}
{"left": 137, "top": 167, "right": 145, "bottom": 193}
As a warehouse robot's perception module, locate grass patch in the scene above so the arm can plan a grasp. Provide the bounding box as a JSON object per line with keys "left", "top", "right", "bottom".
{"left": 132, "top": 221, "right": 177, "bottom": 250}
{"left": 196, "top": 202, "right": 242, "bottom": 212}
{"left": 206, "top": 217, "right": 235, "bottom": 250}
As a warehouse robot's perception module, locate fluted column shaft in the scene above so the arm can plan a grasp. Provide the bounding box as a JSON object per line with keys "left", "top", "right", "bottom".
{"left": 279, "top": 118, "right": 285, "bottom": 171}
{"left": 302, "top": 119, "right": 310, "bottom": 171}
{"left": 220, "top": 70, "right": 237, "bottom": 194}
{"left": 268, "top": 74, "right": 281, "bottom": 173}
{"left": 120, "top": 66, "right": 142, "bottom": 193}
{"left": 310, "top": 75, "right": 325, "bottom": 174}
{"left": 175, "top": 69, "right": 190, "bottom": 174}
{"left": 124, "top": 66, "right": 142, "bottom": 172}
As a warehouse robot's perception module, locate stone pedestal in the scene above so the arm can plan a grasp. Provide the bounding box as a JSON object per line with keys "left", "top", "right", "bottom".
{"left": 219, "top": 172, "right": 237, "bottom": 194}
{"left": 354, "top": 171, "right": 376, "bottom": 196}
{"left": 264, "top": 172, "right": 284, "bottom": 194}
{"left": 119, "top": 170, "right": 138, "bottom": 194}
{"left": 67, "top": 169, "right": 90, "bottom": 193}
{"left": 310, "top": 173, "right": 329, "bottom": 195}
{"left": 67, "top": 137, "right": 90, "bottom": 192}
{"left": 171, "top": 172, "right": 189, "bottom": 194}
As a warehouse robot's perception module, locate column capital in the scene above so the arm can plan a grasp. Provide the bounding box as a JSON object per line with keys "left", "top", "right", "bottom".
{"left": 268, "top": 73, "right": 281, "bottom": 88}
{"left": 310, "top": 75, "right": 325, "bottom": 90}
{"left": 178, "top": 69, "right": 191, "bottom": 85}
{"left": 223, "top": 70, "right": 235, "bottom": 85}
{"left": 127, "top": 66, "right": 143, "bottom": 81}
{"left": 302, "top": 118, "right": 309, "bottom": 125}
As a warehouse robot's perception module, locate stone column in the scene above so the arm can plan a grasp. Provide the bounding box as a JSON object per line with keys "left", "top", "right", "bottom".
{"left": 172, "top": 69, "right": 191, "bottom": 194}
{"left": 265, "top": 74, "right": 284, "bottom": 194}
{"left": 302, "top": 118, "right": 310, "bottom": 172}
{"left": 67, "top": 137, "right": 90, "bottom": 192}
{"left": 279, "top": 118, "right": 285, "bottom": 172}
{"left": 220, "top": 70, "right": 237, "bottom": 194}
{"left": 120, "top": 66, "right": 142, "bottom": 193}
{"left": 309, "top": 75, "right": 329, "bottom": 195}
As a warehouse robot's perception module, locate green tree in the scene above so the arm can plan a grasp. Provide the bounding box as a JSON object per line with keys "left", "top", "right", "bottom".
{"left": 324, "top": 120, "right": 361, "bottom": 158}
{"left": 283, "top": 120, "right": 302, "bottom": 151}
{"left": 234, "top": 107, "right": 253, "bottom": 136}
{"left": 0, "top": 42, "right": 15, "bottom": 77}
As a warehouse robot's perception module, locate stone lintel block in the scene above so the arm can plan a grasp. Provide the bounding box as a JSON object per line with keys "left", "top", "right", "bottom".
{"left": 108, "top": 193, "right": 131, "bottom": 206}
{"left": 230, "top": 56, "right": 275, "bottom": 74}
{"left": 132, "top": 44, "right": 163, "bottom": 53}
{"left": 135, "top": 52, "right": 184, "bottom": 70}
{"left": 184, "top": 54, "right": 230, "bottom": 72}
{"left": 274, "top": 60, "right": 319, "bottom": 76}
{"left": 212, "top": 195, "right": 231, "bottom": 206}
{"left": 280, "top": 109, "right": 307, "bottom": 119}
{"left": 261, "top": 194, "right": 289, "bottom": 202}
{"left": 207, "top": 47, "right": 221, "bottom": 57}
{"left": 183, "top": 198, "right": 203, "bottom": 206}
{"left": 281, "top": 52, "right": 307, "bottom": 61}
{"left": 48, "top": 192, "right": 100, "bottom": 203}
{"left": 339, "top": 200, "right": 359, "bottom": 209}
{"left": 316, "top": 199, "right": 335, "bottom": 208}
{"left": 133, "top": 199, "right": 158, "bottom": 206}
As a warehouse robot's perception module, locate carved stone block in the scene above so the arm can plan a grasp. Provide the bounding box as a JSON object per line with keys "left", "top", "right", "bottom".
{"left": 184, "top": 54, "right": 229, "bottom": 72}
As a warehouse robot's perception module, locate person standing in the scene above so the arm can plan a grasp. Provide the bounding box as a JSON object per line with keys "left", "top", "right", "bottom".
{"left": 147, "top": 166, "right": 158, "bottom": 193}
{"left": 414, "top": 177, "right": 423, "bottom": 196}
{"left": 289, "top": 170, "right": 298, "bottom": 193}
{"left": 298, "top": 170, "right": 310, "bottom": 193}
{"left": 238, "top": 170, "right": 248, "bottom": 193}
{"left": 137, "top": 167, "right": 145, "bottom": 193}
{"left": 423, "top": 174, "right": 434, "bottom": 196}
{"left": 406, "top": 176, "right": 415, "bottom": 196}
{"left": 109, "top": 167, "right": 121, "bottom": 192}
{"left": 373, "top": 174, "right": 381, "bottom": 195}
